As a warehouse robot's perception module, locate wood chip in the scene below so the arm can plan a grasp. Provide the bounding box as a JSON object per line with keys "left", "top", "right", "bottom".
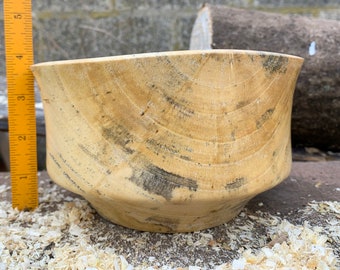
{"left": 0, "top": 178, "right": 338, "bottom": 269}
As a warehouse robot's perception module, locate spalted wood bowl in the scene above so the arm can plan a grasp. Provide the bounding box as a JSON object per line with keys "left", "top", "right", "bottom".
{"left": 31, "top": 50, "right": 303, "bottom": 232}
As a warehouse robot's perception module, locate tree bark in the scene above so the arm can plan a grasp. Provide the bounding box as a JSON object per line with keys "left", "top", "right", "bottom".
{"left": 190, "top": 4, "right": 340, "bottom": 150}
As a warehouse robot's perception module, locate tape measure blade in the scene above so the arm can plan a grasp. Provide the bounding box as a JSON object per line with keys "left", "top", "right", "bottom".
{"left": 4, "top": 0, "right": 38, "bottom": 210}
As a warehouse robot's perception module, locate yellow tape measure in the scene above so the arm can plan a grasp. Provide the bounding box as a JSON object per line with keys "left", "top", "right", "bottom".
{"left": 4, "top": 0, "right": 38, "bottom": 210}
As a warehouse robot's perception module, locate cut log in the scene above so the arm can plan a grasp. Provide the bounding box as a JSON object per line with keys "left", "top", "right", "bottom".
{"left": 190, "top": 5, "right": 340, "bottom": 150}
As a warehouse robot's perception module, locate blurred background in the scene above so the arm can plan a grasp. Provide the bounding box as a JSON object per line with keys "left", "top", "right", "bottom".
{"left": 1, "top": 0, "right": 340, "bottom": 170}
{"left": 1, "top": 0, "right": 339, "bottom": 72}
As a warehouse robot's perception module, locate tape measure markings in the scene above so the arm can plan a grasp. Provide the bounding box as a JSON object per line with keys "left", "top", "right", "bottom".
{"left": 4, "top": 0, "right": 38, "bottom": 210}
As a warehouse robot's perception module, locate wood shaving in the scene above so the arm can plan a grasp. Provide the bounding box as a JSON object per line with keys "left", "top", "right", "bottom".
{"left": 0, "top": 177, "right": 339, "bottom": 269}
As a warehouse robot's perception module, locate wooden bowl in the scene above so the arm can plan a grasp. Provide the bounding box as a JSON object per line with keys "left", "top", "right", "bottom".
{"left": 31, "top": 50, "right": 303, "bottom": 232}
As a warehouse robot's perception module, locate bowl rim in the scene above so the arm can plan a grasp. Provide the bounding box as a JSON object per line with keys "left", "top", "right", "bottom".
{"left": 31, "top": 49, "right": 304, "bottom": 67}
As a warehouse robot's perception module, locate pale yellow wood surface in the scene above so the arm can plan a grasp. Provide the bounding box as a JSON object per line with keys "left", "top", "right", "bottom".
{"left": 31, "top": 50, "right": 303, "bottom": 232}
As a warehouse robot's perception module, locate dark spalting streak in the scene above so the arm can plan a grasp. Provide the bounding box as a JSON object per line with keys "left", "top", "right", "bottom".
{"left": 248, "top": 54, "right": 255, "bottom": 62}
{"left": 145, "top": 215, "right": 180, "bottom": 232}
{"left": 102, "top": 124, "right": 134, "bottom": 154}
{"left": 78, "top": 143, "right": 101, "bottom": 163}
{"left": 261, "top": 55, "right": 288, "bottom": 74}
{"left": 230, "top": 130, "right": 236, "bottom": 141}
{"left": 236, "top": 100, "right": 248, "bottom": 110}
{"left": 57, "top": 152, "right": 93, "bottom": 188}
{"left": 146, "top": 138, "right": 179, "bottom": 156}
{"left": 78, "top": 144, "right": 112, "bottom": 175}
{"left": 130, "top": 164, "right": 198, "bottom": 201}
{"left": 62, "top": 171, "right": 86, "bottom": 193}
{"left": 164, "top": 95, "right": 194, "bottom": 118}
{"left": 209, "top": 52, "right": 228, "bottom": 63}
{"left": 45, "top": 157, "right": 85, "bottom": 194}
{"left": 180, "top": 155, "right": 192, "bottom": 161}
{"left": 256, "top": 108, "right": 275, "bottom": 129}
{"left": 225, "top": 177, "right": 246, "bottom": 190}
{"left": 48, "top": 152, "right": 61, "bottom": 169}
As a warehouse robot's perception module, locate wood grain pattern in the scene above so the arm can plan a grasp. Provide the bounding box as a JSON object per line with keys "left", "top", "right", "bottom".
{"left": 31, "top": 50, "right": 303, "bottom": 232}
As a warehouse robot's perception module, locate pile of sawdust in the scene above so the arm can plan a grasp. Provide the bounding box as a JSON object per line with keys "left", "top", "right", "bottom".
{"left": 0, "top": 177, "right": 338, "bottom": 269}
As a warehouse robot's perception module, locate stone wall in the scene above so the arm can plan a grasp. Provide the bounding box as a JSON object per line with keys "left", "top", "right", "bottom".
{"left": 0, "top": 0, "right": 340, "bottom": 76}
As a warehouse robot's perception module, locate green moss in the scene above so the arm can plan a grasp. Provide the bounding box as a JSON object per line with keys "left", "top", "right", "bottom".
{"left": 172, "top": 42, "right": 181, "bottom": 51}
{"left": 247, "top": 0, "right": 254, "bottom": 7}
{"left": 90, "top": 11, "right": 119, "bottom": 19}
{"left": 255, "top": 6, "right": 339, "bottom": 17}
{"left": 36, "top": 11, "right": 118, "bottom": 20}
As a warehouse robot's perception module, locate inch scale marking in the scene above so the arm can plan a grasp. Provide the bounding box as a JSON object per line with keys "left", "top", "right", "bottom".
{"left": 4, "top": 0, "right": 38, "bottom": 210}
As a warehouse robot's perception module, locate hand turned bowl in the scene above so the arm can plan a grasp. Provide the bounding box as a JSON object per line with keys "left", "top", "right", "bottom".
{"left": 31, "top": 50, "right": 303, "bottom": 232}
